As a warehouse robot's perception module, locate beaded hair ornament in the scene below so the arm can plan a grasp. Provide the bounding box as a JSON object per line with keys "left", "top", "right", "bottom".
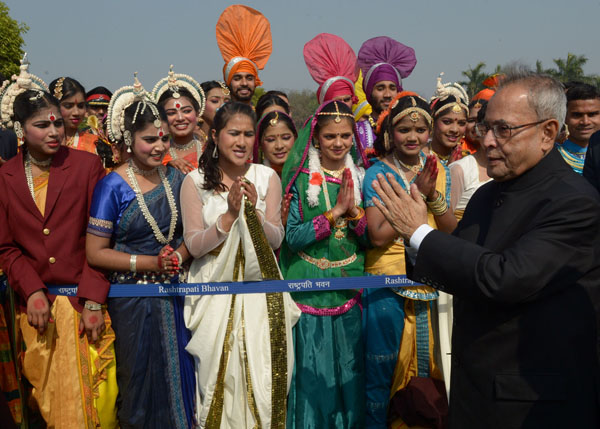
{"left": 0, "top": 53, "right": 49, "bottom": 130}
{"left": 107, "top": 72, "right": 162, "bottom": 151}
{"left": 430, "top": 72, "right": 469, "bottom": 117}
{"left": 151, "top": 65, "right": 206, "bottom": 117}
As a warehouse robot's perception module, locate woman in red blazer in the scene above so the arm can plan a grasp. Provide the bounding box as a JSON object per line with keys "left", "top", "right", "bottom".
{"left": 0, "top": 73, "right": 118, "bottom": 427}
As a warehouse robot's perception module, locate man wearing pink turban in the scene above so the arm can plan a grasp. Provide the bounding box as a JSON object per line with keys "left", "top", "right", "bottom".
{"left": 357, "top": 36, "right": 417, "bottom": 139}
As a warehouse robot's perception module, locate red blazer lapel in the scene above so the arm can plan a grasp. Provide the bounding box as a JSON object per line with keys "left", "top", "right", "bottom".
{"left": 2, "top": 151, "right": 44, "bottom": 221}
{"left": 44, "top": 146, "right": 70, "bottom": 220}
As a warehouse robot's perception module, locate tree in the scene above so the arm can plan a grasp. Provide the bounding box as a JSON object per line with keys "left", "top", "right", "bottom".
{"left": 459, "top": 62, "right": 487, "bottom": 99}
{"left": 286, "top": 89, "right": 319, "bottom": 130}
{"left": 0, "top": 1, "right": 28, "bottom": 79}
{"left": 535, "top": 53, "right": 599, "bottom": 86}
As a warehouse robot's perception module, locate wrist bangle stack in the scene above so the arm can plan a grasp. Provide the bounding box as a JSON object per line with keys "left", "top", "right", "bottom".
{"left": 426, "top": 192, "right": 448, "bottom": 216}
{"left": 344, "top": 206, "right": 365, "bottom": 222}
{"left": 323, "top": 210, "right": 336, "bottom": 227}
{"left": 84, "top": 301, "right": 102, "bottom": 311}
{"left": 130, "top": 254, "right": 137, "bottom": 273}
{"left": 174, "top": 251, "right": 183, "bottom": 265}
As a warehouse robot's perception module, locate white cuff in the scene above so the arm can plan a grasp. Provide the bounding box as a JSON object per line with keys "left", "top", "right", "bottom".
{"left": 405, "top": 224, "right": 433, "bottom": 265}
{"left": 409, "top": 224, "right": 434, "bottom": 251}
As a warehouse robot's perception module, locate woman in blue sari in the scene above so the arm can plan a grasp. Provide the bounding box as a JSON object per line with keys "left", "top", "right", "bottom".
{"left": 85, "top": 77, "right": 195, "bottom": 428}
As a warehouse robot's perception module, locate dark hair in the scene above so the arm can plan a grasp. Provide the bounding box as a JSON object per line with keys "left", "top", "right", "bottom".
{"left": 258, "top": 111, "right": 297, "bottom": 142}
{"left": 313, "top": 101, "right": 354, "bottom": 138}
{"left": 468, "top": 98, "right": 488, "bottom": 110}
{"left": 476, "top": 102, "right": 488, "bottom": 123}
{"left": 199, "top": 102, "right": 256, "bottom": 192}
{"left": 123, "top": 100, "right": 167, "bottom": 142}
{"left": 255, "top": 93, "right": 290, "bottom": 120}
{"left": 265, "top": 90, "right": 288, "bottom": 101}
{"left": 566, "top": 82, "right": 600, "bottom": 103}
{"left": 85, "top": 86, "right": 112, "bottom": 99}
{"left": 374, "top": 95, "right": 432, "bottom": 155}
{"left": 48, "top": 77, "right": 85, "bottom": 101}
{"left": 13, "top": 90, "right": 60, "bottom": 124}
{"left": 201, "top": 80, "right": 223, "bottom": 95}
{"left": 157, "top": 88, "right": 200, "bottom": 112}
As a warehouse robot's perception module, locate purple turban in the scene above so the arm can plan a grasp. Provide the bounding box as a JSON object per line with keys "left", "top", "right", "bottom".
{"left": 357, "top": 36, "right": 417, "bottom": 104}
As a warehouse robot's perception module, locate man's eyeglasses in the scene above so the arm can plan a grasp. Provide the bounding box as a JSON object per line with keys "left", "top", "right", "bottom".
{"left": 475, "top": 119, "right": 550, "bottom": 140}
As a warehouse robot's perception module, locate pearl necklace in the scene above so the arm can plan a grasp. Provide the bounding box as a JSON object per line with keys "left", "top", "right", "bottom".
{"left": 169, "top": 138, "right": 202, "bottom": 160}
{"left": 126, "top": 160, "right": 178, "bottom": 245}
{"left": 25, "top": 153, "right": 52, "bottom": 200}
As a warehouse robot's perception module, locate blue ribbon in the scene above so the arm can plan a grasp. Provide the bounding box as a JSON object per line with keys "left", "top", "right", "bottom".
{"left": 47, "top": 275, "right": 421, "bottom": 298}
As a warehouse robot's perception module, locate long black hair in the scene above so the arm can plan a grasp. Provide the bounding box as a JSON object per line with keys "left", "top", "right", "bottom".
{"left": 199, "top": 102, "right": 256, "bottom": 192}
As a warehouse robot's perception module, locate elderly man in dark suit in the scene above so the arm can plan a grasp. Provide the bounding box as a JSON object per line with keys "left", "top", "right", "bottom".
{"left": 371, "top": 67, "right": 600, "bottom": 428}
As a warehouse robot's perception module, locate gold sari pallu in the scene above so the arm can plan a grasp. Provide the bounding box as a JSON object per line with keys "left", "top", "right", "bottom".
{"left": 17, "top": 296, "right": 118, "bottom": 429}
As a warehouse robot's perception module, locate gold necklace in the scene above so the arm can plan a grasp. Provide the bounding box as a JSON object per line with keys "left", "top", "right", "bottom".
{"left": 321, "top": 166, "right": 345, "bottom": 179}
{"left": 320, "top": 169, "right": 347, "bottom": 240}
{"left": 396, "top": 156, "right": 423, "bottom": 173}
{"left": 169, "top": 138, "right": 202, "bottom": 160}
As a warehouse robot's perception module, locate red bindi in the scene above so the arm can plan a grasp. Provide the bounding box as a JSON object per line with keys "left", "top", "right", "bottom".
{"left": 34, "top": 299, "right": 45, "bottom": 309}
{"left": 89, "top": 315, "right": 99, "bottom": 324}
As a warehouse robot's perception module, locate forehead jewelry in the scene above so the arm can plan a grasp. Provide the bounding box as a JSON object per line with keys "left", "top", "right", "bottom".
{"left": 167, "top": 65, "right": 181, "bottom": 99}
{"left": 269, "top": 112, "right": 279, "bottom": 127}
{"left": 409, "top": 111, "right": 420, "bottom": 122}
{"left": 452, "top": 104, "right": 463, "bottom": 113}
{"left": 317, "top": 102, "right": 354, "bottom": 123}
{"left": 54, "top": 77, "right": 65, "bottom": 100}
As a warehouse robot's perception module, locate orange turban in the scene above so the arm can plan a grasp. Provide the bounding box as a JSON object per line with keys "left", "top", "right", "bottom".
{"left": 216, "top": 5, "right": 272, "bottom": 87}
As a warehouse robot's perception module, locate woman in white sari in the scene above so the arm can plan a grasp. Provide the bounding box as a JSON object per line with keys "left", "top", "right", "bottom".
{"left": 180, "top": 102, "right": 300, "bottom": 428}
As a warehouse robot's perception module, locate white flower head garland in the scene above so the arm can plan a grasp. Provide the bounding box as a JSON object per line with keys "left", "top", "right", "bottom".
{"left": 151, "top": 65, "right": 206, "bottom": 118}
{"left": 430, "top": 72, "right": 469, "bottom": 117}
{"left": 306, "top": 143, "right": 363, "bottom": 208}
{"left": 0, "top": 54, "right": 49, "bottom": 129}
{"left": 106, "top": 72, "right": 158, "bottom": 144}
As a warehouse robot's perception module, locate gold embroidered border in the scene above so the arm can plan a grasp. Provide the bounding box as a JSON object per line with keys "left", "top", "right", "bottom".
{"left": 88, "top": 217, "right": 114, "bottom": 230}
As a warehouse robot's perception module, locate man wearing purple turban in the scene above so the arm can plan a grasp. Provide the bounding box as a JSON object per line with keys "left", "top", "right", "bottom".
{"left": 357, "top": 36, "right": 417, "bottom": 137}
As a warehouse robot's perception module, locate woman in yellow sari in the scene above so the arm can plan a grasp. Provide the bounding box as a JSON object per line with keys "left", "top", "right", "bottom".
{"left": 363, "top": 92, "right": 456, "bottom": 428}
{"left": 0, "top": 58, "right": 118, "bottom": 428}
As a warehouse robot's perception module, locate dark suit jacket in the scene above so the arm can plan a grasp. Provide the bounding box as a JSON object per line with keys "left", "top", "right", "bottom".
{"left": 0, "top": 146, "right": 109, "bottom": 311}
{"left": 0, "top": 129, "right": 17, "bottom": 163}
{"left": 410, "top": 148, "right": 600, "bottom": 428}
{"left": 583, "top": 130, "right": 600, "bottom": 192}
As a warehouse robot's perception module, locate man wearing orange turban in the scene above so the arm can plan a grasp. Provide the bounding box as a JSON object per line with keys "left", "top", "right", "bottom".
{"left": 216, "top": 5, "right": 272, "bottom": 105}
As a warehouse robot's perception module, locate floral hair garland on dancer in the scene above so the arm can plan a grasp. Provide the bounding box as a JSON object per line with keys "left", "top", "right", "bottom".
{"left": 151, "top": 64, "right": 206, "bottom": 118}
{"left": 0, "top": 54, "right": 49, "bottom": 141}
{"left": 429, "top": 72, "right": 469, "bottom": 117}
{"left": 106, "top": 72, "right": 163, "bottom": 152}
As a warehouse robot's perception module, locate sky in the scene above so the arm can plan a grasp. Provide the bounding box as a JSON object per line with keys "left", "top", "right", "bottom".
{"left": 4, "top": 0, "right": 598, "bottom": 99}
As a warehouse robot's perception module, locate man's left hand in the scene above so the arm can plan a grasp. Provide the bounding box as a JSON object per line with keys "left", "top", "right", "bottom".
{"left": 371, "top": 173, "right": 428, "bottom": 242}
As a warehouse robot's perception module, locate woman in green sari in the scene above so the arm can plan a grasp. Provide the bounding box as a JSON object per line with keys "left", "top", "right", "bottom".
{"left": 280, "top": 100, "right": 370, "bottom": 428}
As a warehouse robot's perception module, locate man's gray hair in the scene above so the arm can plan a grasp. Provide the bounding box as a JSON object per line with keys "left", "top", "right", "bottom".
{"left": 498, "top": 63, "right": 566, "bottom": 129}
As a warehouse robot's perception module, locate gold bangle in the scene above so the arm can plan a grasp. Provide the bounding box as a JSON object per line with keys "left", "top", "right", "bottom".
{"left": 323, "top": 210, "right": 335, "bottom": 227}
{"left": 344, "top": 206, "right": 365, "bottom": 222}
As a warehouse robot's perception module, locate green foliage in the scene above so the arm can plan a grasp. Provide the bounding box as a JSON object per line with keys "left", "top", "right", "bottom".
{"left": 286, "top": 89, "right": 318, "bottom": 130}
{"left": 536, "top": 53, "right": 600, "bottom": 87}
{"left": 0, "top": 1, "right": 28, "bottom": 79}
{"left": 251, "top": 87, "right": 266, "bottom": 106}
{"left": 458, "top": 62, "right": 488, "bottom": 100}
{"left": 461, "top": 53, "right": 600, "bottom": 96}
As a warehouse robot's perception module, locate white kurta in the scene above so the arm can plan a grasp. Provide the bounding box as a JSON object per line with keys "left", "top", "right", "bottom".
{"left": 182, "top": 164, "right": 300, "bottom": 429}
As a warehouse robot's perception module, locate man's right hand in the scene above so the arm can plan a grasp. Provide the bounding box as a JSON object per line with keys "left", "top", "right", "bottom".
{"left": 27, "top": 289, "right": 51, "bottom": 335}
